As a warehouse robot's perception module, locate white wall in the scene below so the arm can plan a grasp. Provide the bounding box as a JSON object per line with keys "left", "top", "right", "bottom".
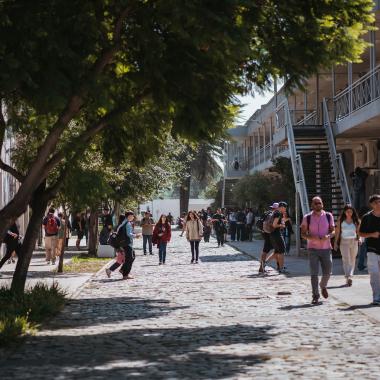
{"left": 139, "top": 198, "right": 214, "bottom": 221}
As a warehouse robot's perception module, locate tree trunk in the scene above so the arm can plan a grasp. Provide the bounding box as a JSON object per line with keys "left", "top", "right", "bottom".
{"left": 179, "top": 175, "right": 191, "bottom": 215}
{"left": 88, "top": 210, "right": 99, "bottom": 256}
{"left": 11, "top": 183, "right": 49, "bottom": 294}
{"left": 57, "top": 208, "right": 68, "bottom": 273}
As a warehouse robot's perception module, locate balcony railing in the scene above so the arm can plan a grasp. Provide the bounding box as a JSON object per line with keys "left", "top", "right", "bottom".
{"left": 334, "top": 64, "right": 380, "bottom": 120}
{"left": 276, "top": 103, "right": 318, "bottom": 130}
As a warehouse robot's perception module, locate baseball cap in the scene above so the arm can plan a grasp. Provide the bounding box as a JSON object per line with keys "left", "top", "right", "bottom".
{"left": 278, "top": 201, "right": 288, "bottom": 208}
{"left": 269, "top": 202, "right": 279, "bottom": 209}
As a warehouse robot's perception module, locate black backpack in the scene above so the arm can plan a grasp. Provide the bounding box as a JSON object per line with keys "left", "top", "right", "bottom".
{"left": 255, "top": 211, "right": 271, "bottom": 232}
{"left": 108, "top": 221, "right": 131, "bottom": 249}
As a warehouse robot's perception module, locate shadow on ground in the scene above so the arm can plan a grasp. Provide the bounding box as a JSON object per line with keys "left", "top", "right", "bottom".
{"left": 1, "top": 324, "right": 274, "bottom": 379}
{"left": 200, "top": 254, "right": 251, "bottom": 263}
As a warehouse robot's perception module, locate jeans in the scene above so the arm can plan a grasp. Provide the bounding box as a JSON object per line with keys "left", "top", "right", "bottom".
{"left": 236, "top": 223, "right": 245, "bottom": 241}
{"left": 143, "top": 234, "right": 153, "bottom": 254}
{"left": 158, "top": 242, "right": 167, "bottom": 263}
{"left": 357, "top": 239, "right": 367, "bottom": 270}
{"left": 340, "top": 239, "right": 358, "bottom": 279}
{"left": 309, "top": 249, "right": 332, "bottom": 297}
{"left": 120, "top": 246, "right": 135, "bottom": 276}
{"left": 367, "top": 252, "right": 380, "bottom": 302}
{"left": 283, "top": 235, "right": 291, "bottom": 254}
{"left": 229, "top": 222, "right": 237, "bottom": 241}
{"left": 190, "top": 240, "right": 200, "bottom": 261}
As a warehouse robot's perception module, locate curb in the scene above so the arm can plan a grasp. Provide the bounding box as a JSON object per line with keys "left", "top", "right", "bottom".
{"left": 69, "top": 260, "right": 113, "bottom": 299}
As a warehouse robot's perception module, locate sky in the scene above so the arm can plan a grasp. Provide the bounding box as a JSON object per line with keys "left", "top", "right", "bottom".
{"left": 235, "top": 90, "right": 274, "bottom": 125}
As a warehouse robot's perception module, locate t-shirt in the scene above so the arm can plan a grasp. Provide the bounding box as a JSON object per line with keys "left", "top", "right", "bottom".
{"left": 301, "top": 211, "right": 334, "bottom": 250}
{"left": 270, "top": 210, "right": 283, "bottom": 237}
{"left": 42, "top": 215, "right": 61, "bottom": 236}
{"left": 359, "top": 212, "right": 380, "bottom": 255}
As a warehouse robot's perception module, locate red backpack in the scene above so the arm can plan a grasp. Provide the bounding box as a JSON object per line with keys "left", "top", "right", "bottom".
{"left": 45, "top": 216, "right": 59, "bottom": 235}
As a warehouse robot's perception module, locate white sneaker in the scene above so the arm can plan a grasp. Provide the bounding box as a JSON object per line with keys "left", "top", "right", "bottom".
{"left": 106, "top": 268, "right": 112, "bottom": 278}
{"left": 52, "top": 260, "right": 56, "bottom": 265}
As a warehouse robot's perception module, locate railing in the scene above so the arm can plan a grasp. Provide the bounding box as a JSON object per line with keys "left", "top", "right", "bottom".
{"left": 282, "top": 99, "right": 310, "bottom": 215}
{"left": 334, "top": 64, "right": 380, "bottom": 120}
{"left": 323, "top": 98, "right": 352, "bottom": 205}
{"left": 276, "top": 104, "right": 318, "bottom": 130}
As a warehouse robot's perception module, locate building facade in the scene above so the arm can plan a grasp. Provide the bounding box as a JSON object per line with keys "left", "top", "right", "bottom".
{"left": 224, "top": 5, "right": 380, "bottom": 219}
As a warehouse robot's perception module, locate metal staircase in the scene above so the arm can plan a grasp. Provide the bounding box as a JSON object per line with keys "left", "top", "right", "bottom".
{"left": 278, "top": 99, "right": 350, "bottom": 219}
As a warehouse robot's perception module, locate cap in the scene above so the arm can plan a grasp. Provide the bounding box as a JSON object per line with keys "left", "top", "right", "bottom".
{"left": 278, "top": 201, "right": 288, "bottom": 208}
{"left": 269, "top": 202, "right": 279, "bottom": 209}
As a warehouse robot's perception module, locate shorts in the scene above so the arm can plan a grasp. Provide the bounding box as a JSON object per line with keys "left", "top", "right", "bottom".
{"left": 262, "top": 233, "right": 273, "bottom": 253}
{"left": 269, "top": 233, "right": 286, "bottom": 254}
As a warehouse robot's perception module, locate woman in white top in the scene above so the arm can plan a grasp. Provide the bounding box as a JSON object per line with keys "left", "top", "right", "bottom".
{"left": 185, "top": 211, "right": 203, "bottom": 264}
{"left": 334, "top": 205, "right": 361, "bottom": 286}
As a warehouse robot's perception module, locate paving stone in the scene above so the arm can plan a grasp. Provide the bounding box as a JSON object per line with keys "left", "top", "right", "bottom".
{"left": 0, "top": 231, "right": 379, "bottom": 379}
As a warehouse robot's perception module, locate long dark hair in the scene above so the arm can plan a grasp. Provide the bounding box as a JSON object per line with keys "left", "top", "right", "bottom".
{"left": 186, "top": 210, "right": 200, "bottom": 222}
{"left": 338, "top": 204, "right": 360, "bottom": 226}
{"left": 156, "top": 214, "right": 170, "bottom": 227}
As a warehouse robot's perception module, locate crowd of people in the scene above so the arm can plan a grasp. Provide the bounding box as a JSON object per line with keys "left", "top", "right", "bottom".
{"left": 1, "top": 193, "right": 380, "bottom": 306}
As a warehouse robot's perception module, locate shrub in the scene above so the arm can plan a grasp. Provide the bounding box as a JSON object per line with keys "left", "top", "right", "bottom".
{"left": 0, "top": 282, "right": 66, "bottom": 347}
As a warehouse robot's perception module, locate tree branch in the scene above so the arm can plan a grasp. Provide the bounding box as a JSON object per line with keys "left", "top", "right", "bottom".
{"left": 0, "top": 160, "right": 25, "bottom": 183}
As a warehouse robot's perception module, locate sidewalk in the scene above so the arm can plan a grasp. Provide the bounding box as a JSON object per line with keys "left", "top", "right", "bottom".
{"left": 0, "top": 240, "right": 95, "bottom": 297}
{"left": 228, "top": 239, "right": 378, "bottom": 323}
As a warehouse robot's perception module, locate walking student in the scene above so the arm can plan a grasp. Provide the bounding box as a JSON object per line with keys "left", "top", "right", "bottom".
{"left": 236, "top": 209, "right": 246, "bottom": 241}
{"left": 301, "top": 197, "right": 335, "bottom": 305}
{"left": 141, "top": 211, "right": 155, "bottom": 255}
{"left": 0, "top": 222, "right": 21, "bottom": 270}
{"left": 212, "top": 208, "right": 227, "bottom": 247}
{"left": 106, "top": 215, "right": 127, "bottom": 278}
{"left": 120, "top": 211, "right": 140, "bottom": 280}
{"left": 55, "top": 212, "right": 66, "bottom": 258}
{"left": 334, "top": 205, "right": 361, "bottom": 287}
{"left": 359, "top": 194, "right": 380, "bottom": 305}
{"left": 185, "top": 211, "right": 203, "bottom": 264}
{"left": 270, "top": 201, "right": 287, "bottom": 272}
{"left": 42, "top": 207, "right": 61, "bottom": 265}
{"left": 152, "top": 214, "right": 171, "bottom": 265}
{"left": 203, "top": 218, "right": 212, "bottom": 243}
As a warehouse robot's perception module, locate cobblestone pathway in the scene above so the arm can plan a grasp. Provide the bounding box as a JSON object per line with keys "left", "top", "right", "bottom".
{"left": 1, "top": 231, "right": 380, "bottom": 379}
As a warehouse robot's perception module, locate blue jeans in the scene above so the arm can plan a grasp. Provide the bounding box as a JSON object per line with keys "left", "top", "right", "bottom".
{"left": 143, "top": 234, "right": 153, "bottom": 254}
{"left": 159, "top": 242, "right": 167, "bottom": 263}
{"left": 357, "top": 239, "right": 367, "bottom": 270}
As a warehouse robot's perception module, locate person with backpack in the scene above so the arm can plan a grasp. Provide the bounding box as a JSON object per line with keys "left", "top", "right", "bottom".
{"left": 334, "top": 205, "right": 361, "bottom": 287}
{"left": 152, "top": 214, "right": 172, "bottom": 265}
{"left": 185, "top": 211, "right": 203, "bottom": 264}
{"left": 42, "top": 207, "right": 61, "bottom": 265}
{"left": 120, "top": 211, "right": 140, "bottom": 279}
{"left": 0, "top": 222, "right": 22, "bottom": 271}
{"left": 257, "top": 203, "right": 278, "bottom": 273}
{"left": 106, "top": 215, "right": 126, "bottom": 278}
{"left": 359, "top": 194, "right": 380, "bottom": 305}
{"left": 212, "top": 208, "right": 227, "bottom": 247}
{"left": 301, "top": 196, "right": 335, "bottom": 305}
{"left": 228, "top": 210, "right": 237, "bottom": 241}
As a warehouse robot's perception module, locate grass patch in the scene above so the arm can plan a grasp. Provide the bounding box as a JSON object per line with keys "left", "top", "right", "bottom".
{"left": 63, "top": 255, "right": 110, "bottom": 273}
{"left": 0, "top": 283, "right": 66, "bottom": 347}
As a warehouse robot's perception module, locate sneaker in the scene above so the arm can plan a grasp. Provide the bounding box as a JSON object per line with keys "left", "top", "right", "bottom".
{"left": 144, "top": 252, "right": 147, "bottom": 255}
{"left": 7, "top": 259, "right": 11, "bottom": 264}
{"left": 106, "top": 268, "right": 111, "bottom": 278}
{"left": 11, "top": 259, "right": 15, "bottom": 263}
{"left": 217, "top": 244, "right": 220, "bottom": 248}
{"left": 159, "top": 262, "right": 162, "bottom": 265}
{"left": 372, "top": 300, "right": 380, "bottom": 306}
{"left": 191, "top": 259, "right": 194, "bottom": 264}
{"left": 150, "top": 252, "right": 153, "bottom": 255}
{"left": 321, "top": 288, "right": 329, "bottom": 299}
{"left": 52, "top": 260, "right": 56, "bottom": 265}
{"left": 46, "top": 260, "right": 50, "bottom": 265}
{"left": 347, "top": 278, "right": 353, "bottom": 287}
{"left": 311, "top": 296, "right": 320, "bottom": 305}
{"left": 195, "top": 260, "right": 199, "bottom": 264}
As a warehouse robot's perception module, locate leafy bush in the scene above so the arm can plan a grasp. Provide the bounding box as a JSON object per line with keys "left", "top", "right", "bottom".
{"left": 0, "top": 283, "right": 66, "bottom": 347}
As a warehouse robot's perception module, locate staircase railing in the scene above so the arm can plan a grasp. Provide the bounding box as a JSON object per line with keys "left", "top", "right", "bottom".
{"left": 322, "top": 98, "right": 352, "bottom": 205}
{"left": 281, "top": 99, "right": 310, "bottom": 215}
